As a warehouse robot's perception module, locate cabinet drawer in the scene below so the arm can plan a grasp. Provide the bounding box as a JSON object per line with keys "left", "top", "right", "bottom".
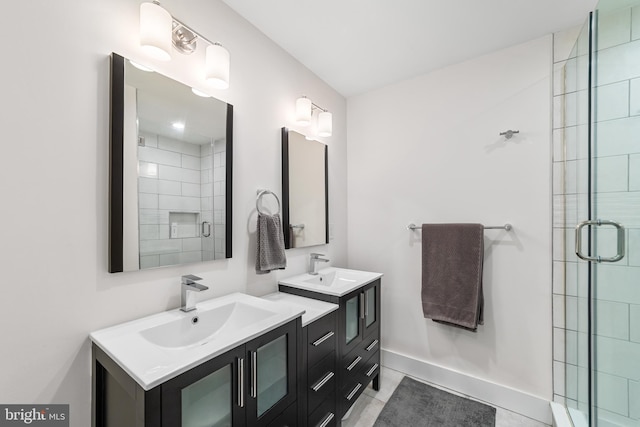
{"left": 361, "top": 334, "right": 380, "bottom": 356}
{"left": 308, "top": 351, "right": 336, "bottom": 415}
{"left": 308, "top": 393, "right": 336, "bottom": 427}
{"left": 266, "top": 401, "right": 297, "bottom": 427}
{"left": 361, "top": 350, "right": 380, "bottom": 384}
{"left": 308, "top": 311, "right": 337, "bottom": 368}
{"left": 342, "top": 349, "right": 365, "bottom": 375}
{"left": 341, "top": 330, "right": 379, "bottom": 372}
{"left": 340, "top": 377, "right": 365, "bottom": 414}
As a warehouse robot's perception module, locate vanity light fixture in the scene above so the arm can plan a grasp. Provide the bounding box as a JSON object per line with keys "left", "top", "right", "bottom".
{"left": 317, "top": 111, "right": 332, "bottom": 137}
{"left": 295, "top": 96, "right": 332, "bottom": 137}
{"left": 139, "top": 1, "right": 231, "bottom": 89}
{"left": 295, "top": 96, "right": 312, "bottom": 125}
{"left": 129, "top": 60, "right": 155, "bottom": 72}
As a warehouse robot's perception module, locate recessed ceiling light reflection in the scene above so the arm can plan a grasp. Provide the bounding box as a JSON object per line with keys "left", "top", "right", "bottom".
{"left": 172, "top": 122, "right": 185, "bottom": 130}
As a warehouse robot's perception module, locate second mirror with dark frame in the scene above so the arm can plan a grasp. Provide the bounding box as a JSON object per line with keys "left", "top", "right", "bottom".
{"left": 281, "top": 128, "right": 329, "bottom": 249}
{"left": 109, "top": 53, "right": 233, "bottom": 273}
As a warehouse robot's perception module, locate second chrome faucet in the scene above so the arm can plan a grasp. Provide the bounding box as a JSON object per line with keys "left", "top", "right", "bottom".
{"left": 181, "top": 274, "right": 208, "bottom": 312}
{"left": 308, "top": 253, "right": 329, "bottom": 275}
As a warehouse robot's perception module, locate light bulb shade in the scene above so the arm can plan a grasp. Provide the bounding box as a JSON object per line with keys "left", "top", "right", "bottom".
{"left": 317, "top": 111, "right": 332, "bottom": 137}
{"left": 295, "top": 97, "right": 312, "bottom": 125}
{"left": 140, "top": 2, "right": 172, "bottom": 61}
{"left": 206, "top": 44, "right": 230, "bottom": 89}
{"left": 191, "top": 87, "right": 211, "bottom": 97}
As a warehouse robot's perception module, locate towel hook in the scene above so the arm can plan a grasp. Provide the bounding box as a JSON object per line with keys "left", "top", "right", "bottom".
{"left": 499, "top": 130, "right": 519, "bottom": 139}
{"left": 256, "top": 189, "right": 280, "bottom": 215}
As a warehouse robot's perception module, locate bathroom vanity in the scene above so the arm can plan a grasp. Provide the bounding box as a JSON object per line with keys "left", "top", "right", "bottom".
{"left": 278, "top": 267, "right": 383, "bottom": 423}
{"left": 90, "top": 293, "right": 303, "bottom": 427}
{"left": 262, "top": 292, "right": 339, "bottom": 427}
{"left": 90, "top": 269, "right": 380, "bottom": 427}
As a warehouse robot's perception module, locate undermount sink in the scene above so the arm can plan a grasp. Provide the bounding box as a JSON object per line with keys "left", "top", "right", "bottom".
{"left": 90, "top": 292, "right": 304, "bottom": 390}
{"left": 139, "top": 301, "right": 279, "bottom": 349}
{"left": 279, "top": 267, "right": 383, "bottom": 296}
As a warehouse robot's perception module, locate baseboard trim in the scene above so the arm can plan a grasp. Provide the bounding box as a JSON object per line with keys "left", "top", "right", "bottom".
{"left": 381, "top": 349, "right": 552, "bottom": 425}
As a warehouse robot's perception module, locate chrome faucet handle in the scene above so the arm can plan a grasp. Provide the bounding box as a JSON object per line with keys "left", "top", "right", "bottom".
{"left": 181, "top": 274, "right": 203, "bottom": 284}
{"left": 310, "top": 253, "right": 325, "bottom": 258}
{"left": 180, "top": 275, "right": 208, "bottom": 312}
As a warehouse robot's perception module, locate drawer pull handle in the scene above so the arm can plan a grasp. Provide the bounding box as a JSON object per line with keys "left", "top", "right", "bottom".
{"left": 237, "top": 357, "right": 244, "bottom": 408}
{"left": 346, "top": 356, "right": 362, "bottom": 371}
{"left": 366, "top": 339, "right": 379, "bottom": 352}
{"left": 317, "top": 412, "right": 335, "bottom": 427}
{"left": 251, "top": 351, "right": 257, "bottom": 398}
{"left": 366, "top": 363, "right": 379, "bottom": 377}
{"left": 311, "top": 371, "right": 335, "bottom": 392}
{"left": 312, "top": 331, "right": 335, "bottom": 347}
{"left": 346, "top": 383, "right": 362, "bottom": 401}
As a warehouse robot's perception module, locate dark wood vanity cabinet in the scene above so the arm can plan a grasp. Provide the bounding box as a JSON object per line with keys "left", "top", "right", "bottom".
{"left": 336, "top": 280, "right": 380, "bottom": 421}
{"left": 299, "top": 310, "right": 338, "bottom": 427}
{"left": 280, "top": 278, "right": 381, "bottom": 424}
{"left": 92, "top": 319, "right": 299, "bottom": 427}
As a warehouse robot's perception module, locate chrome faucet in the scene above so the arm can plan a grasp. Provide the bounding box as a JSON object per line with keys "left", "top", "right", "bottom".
{"left": 180, "top": 275, "right": 208, "bottom": 312}
{"left": 308, "top": 253, "right": 329, "bottom": 275}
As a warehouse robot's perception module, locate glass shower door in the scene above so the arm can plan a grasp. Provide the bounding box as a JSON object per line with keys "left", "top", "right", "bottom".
{"left": 573, "top": 2, "right": 640, "bottom": 425}
{"left": 590, "top": 2, "right": 640, "bottom": 425}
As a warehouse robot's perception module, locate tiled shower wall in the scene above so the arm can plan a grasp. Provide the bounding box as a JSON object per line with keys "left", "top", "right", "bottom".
{"left": 200, "top": 142, "right": 214, "bottom": 261}
{"left": 137, "top": 132, "right": 204, "bottom": 268}
{"left": 553, "top": 5, "right": 640, "bottom": 425}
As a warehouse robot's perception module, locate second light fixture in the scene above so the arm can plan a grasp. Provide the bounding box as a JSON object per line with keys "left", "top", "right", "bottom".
{"left": 295, "top": 96, "right": 332, "bottom": 137}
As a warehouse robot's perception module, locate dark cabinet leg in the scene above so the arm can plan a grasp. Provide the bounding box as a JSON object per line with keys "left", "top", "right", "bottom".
{"left": 373, "top": 373, "right": 380, "bottom": 391}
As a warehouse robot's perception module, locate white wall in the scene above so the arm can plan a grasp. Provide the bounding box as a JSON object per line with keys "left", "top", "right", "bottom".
{"left": 0, "top": 1, "right": 346, "bottom": 425}
{"left": 347, "top": 36, "right": 553, "bottom": 402}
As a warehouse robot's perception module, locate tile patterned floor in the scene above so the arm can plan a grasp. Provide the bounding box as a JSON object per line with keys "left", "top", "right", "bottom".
{"left": 341, "top": 367, "right": 551, "bottom": 427}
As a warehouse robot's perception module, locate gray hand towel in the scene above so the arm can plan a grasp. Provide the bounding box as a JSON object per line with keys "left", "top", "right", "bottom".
{"left": 421, "top": 223, "right": 484, "bottom": 331}
{"left": 256, "top": 213, "right": 287, "bottom": 274}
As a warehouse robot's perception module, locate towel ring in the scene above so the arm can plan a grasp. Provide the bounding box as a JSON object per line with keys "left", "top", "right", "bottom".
{"left": 256, "top": 189, "right": 280, "bottom": 215}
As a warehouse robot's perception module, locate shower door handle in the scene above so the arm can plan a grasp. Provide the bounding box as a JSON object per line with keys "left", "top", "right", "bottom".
{"left": 575, "top": 219, "right": 625, "bottom": 263}
{"left": 202, "top": 221, "right": 212, "bottom": 237}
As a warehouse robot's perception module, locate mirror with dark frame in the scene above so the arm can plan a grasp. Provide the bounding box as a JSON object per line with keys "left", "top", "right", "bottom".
{"left": 109, "top": 53, "right": 233, "bottom": 273}
{"left": 281, "top": 127, "right": 328, "bottom": 249}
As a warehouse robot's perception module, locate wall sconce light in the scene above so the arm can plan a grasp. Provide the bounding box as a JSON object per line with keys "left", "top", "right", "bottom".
{"left": 295, "top": 96, "right": 332, "bottom": 137}
{"left": 139, "top": 1, "right": 230, "bottom": 89}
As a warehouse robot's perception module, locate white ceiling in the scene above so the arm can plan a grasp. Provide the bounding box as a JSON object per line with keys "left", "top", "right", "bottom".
{"left": 221, "top": 0, "right": 598, "bottom": 97}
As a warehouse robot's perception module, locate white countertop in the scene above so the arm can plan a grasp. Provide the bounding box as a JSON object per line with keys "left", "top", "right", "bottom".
{"left": 278, "top": 267, "right": 383, "bottom": 297}
{"left": 261, "top": 292, "right": 338, "bottom": 326}
{"left": 90, "top": 292, "right": 304, "bottom": 390}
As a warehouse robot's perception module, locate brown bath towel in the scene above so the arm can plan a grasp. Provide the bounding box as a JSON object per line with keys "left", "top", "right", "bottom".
{"left": 421, "top": 223, "right": 484, "bottom": 331}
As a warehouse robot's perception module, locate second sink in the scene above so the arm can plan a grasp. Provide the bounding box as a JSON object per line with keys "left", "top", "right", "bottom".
{"left": 280, "top": 267, "right": 382, "bottom": 296}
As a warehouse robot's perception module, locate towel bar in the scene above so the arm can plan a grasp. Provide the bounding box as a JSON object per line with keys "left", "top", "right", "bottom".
{"left": 256, "top": 189, "right": 281, "bottom": 215}
{"left": 407, "top": 223, "right": 512, "bottom": 231}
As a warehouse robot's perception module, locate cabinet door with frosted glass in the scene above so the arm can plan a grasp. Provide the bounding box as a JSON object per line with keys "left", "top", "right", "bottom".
{"left": 245, "top": 320, "right": 298, "bottom": 427}
{"left": 341, "top": 287, "right": 363, "bottom": 356}
{"left": 362, "top": 280, "right": 380, "bottom": 337}
{"left": 161, "top": 346, "right": 246, "bottom": 427}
